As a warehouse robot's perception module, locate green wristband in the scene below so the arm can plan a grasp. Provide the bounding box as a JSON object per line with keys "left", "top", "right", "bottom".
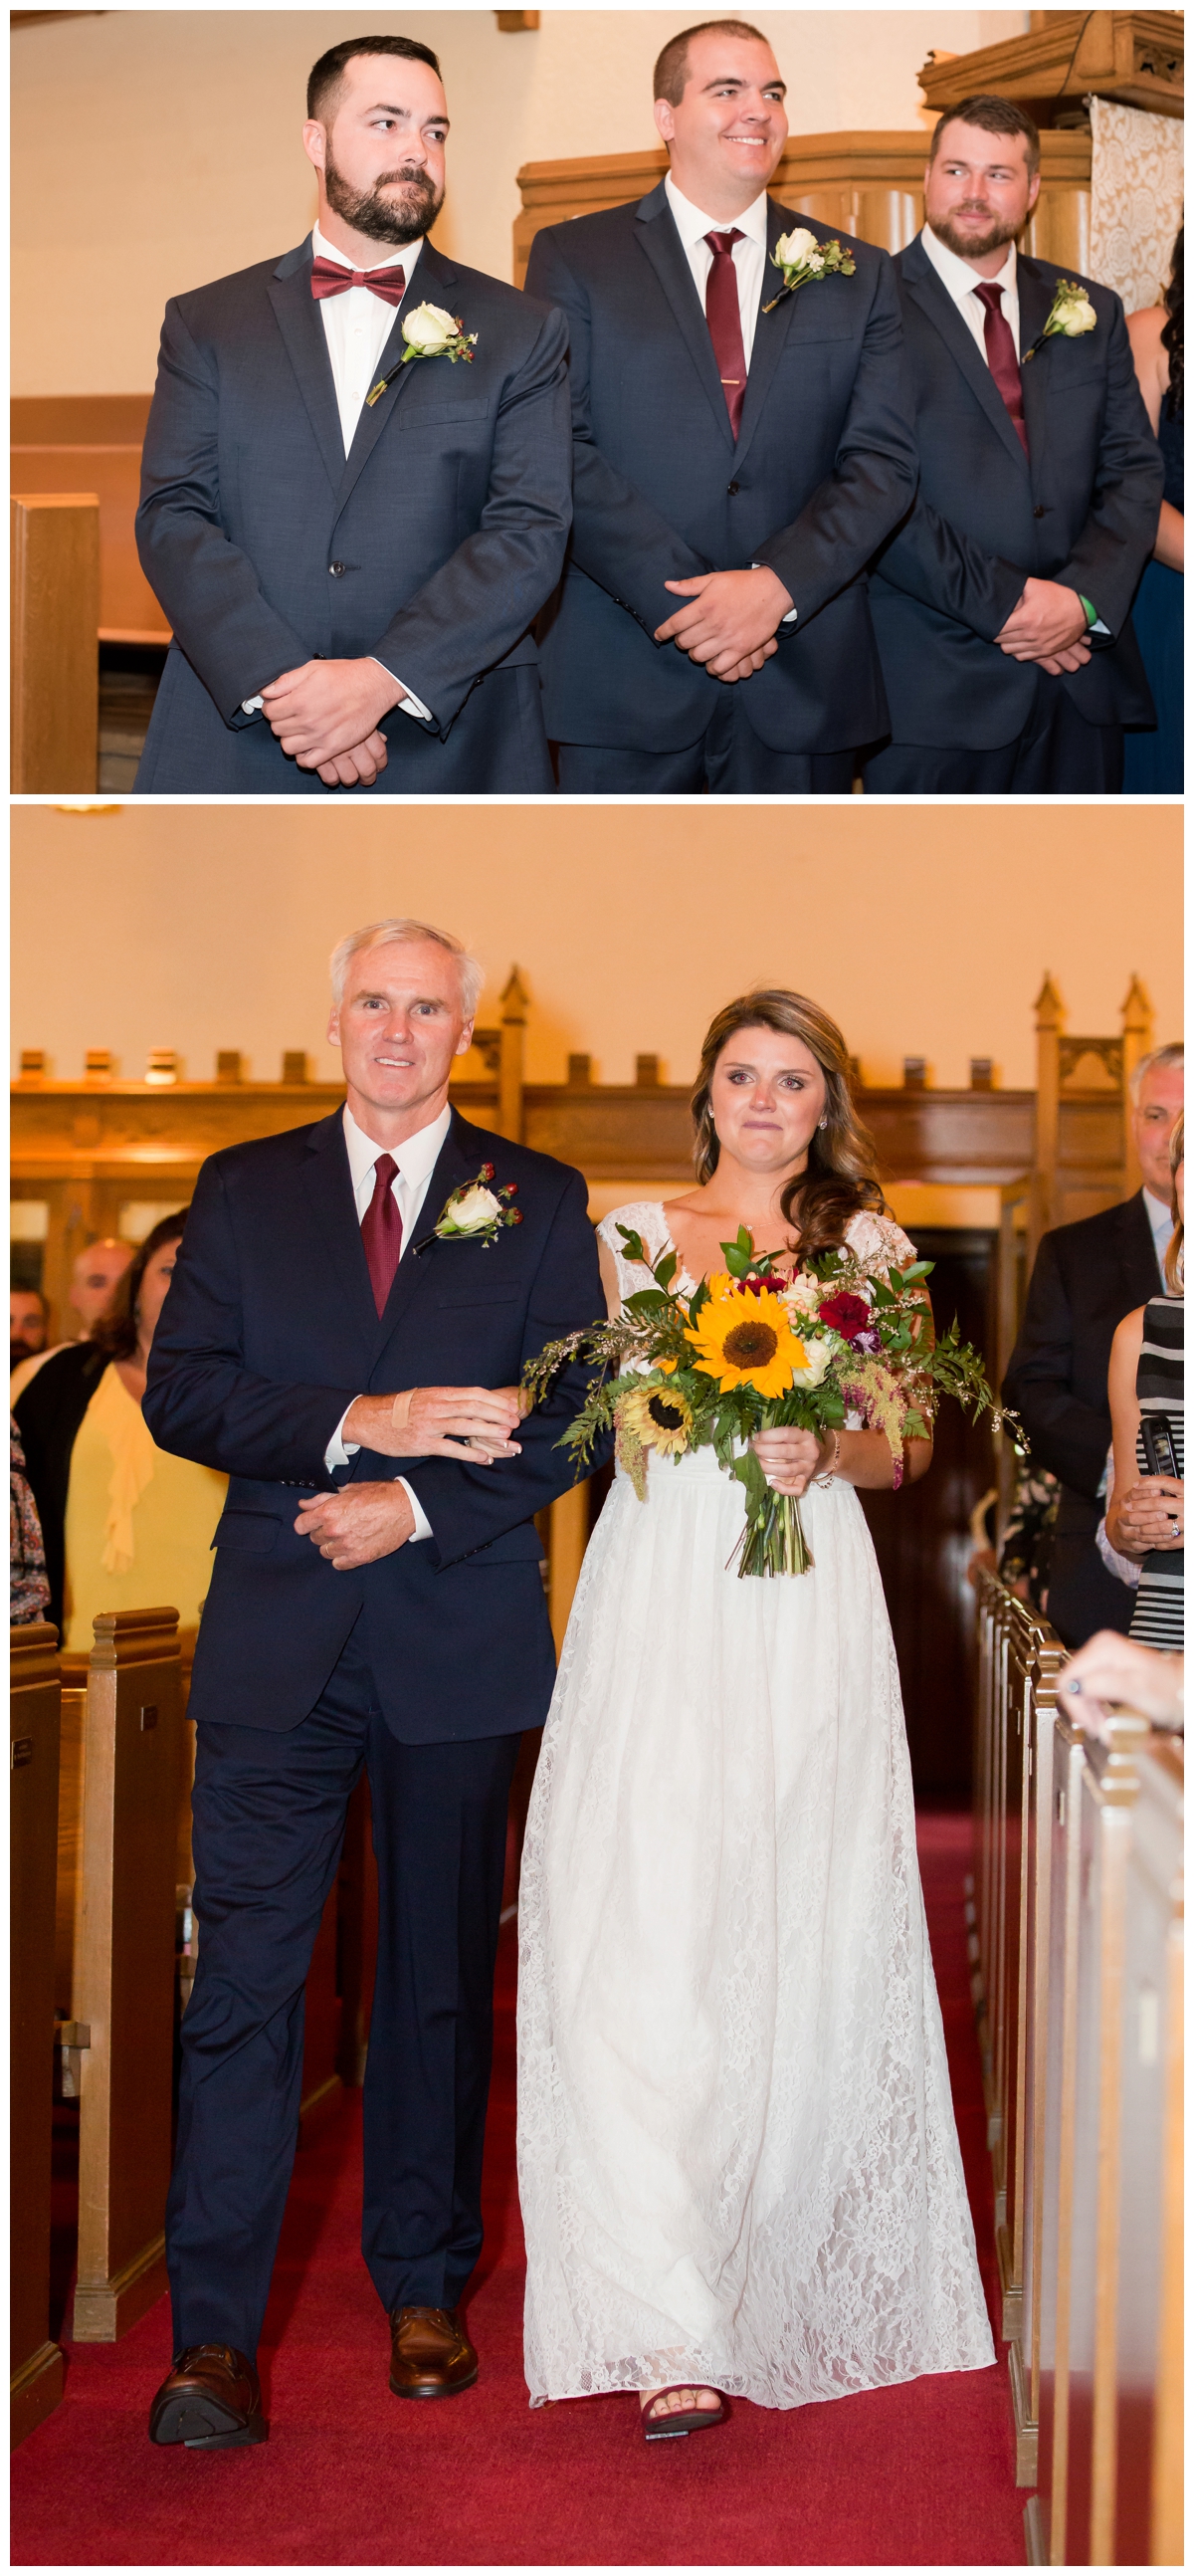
{"left": 1079, "top": 594, "right": 1098, "bottom": 627}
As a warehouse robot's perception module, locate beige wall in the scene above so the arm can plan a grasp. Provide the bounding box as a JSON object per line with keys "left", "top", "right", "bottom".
{"left": 12, "top": 800, "right": 1181, "bottom": 1092}
{"left": 12, "top": 8, "right": 1026, "bottom": 394}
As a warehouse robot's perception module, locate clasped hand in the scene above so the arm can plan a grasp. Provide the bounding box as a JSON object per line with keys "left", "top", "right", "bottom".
{"left": 752, "top": 1425, "right": 834, "bottom": 1498}
{"left": 993, "top": 577, "right": 1092, "bottom": 674}
{"left": 655, "top": 566, "right": 793, "bottom": 681}
{"left": 261, "top": 657, "right": 403, "bottom": 786}
{"left": 294, "top": 1385, "right": 524, "bottom": 1571}
{"left": 1111, "top": 1473, "right": 1184, "bottom": 1557}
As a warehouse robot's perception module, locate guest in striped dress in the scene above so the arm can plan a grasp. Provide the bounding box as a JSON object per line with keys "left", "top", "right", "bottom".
{"left": 1105, "top": 1117, "right": 1184, "bottom": 1649}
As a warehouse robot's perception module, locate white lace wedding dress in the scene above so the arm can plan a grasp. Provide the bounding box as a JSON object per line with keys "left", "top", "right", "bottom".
{"left": 516, "top": 1202, "right": 994, "bottom": 2410}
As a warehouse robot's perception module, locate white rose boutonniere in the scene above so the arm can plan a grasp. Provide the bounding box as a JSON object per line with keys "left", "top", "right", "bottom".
{"left": 763, "top": 229, "right": 856, "bottom": 316}
{"left": 365, "top": 305, "right": 478, "bottom": 405}
{"left": 1022, "top": 279, "right": 1097, "bottom": 362}
{"left": 433, "top": 1163, "right": 522, "bottom": 1249}
{"left": 400, "top": 302, "right": 478, "bottom": 361}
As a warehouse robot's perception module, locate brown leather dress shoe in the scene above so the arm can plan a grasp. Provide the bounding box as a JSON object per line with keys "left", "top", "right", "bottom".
{"left": 148, "top": 2344, "right": 267, "bottom": 2449}
{"left": 389, "top": 2305, "right": 478, "bottom": 2398}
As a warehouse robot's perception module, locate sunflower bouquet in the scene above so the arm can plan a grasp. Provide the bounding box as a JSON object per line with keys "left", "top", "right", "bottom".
{"left": 520, "top": 1223, "right": 1003, "bottom": 1578}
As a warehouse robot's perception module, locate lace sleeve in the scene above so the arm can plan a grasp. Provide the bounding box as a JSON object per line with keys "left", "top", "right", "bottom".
{"left": 597, "top": 1202, "right": 671, "bottom": 1312}
{"left": 845, "top": 1209, "right": 917, "bottom": 1272}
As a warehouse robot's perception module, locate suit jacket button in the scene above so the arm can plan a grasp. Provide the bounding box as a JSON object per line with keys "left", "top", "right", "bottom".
{"left": 329, "top": 560, "right": 345, "bottom": 576}
{"left": 727, "top": 481, "right": 740, "bottom": 495}
{"left": 1032, "top": 506, "right": 1046, "bottom": 520}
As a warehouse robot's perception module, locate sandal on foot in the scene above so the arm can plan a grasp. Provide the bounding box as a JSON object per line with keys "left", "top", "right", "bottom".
{"left": 640, "top": 2385, "right": 728, "bottom": 2442}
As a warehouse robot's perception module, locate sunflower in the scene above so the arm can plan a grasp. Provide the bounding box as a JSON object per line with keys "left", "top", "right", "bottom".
{"left": 685, "top": 1275, "right": 807, "bottom": 1397}
{"left": 617, "top": 1380, "right": 695, "bottom": 1457}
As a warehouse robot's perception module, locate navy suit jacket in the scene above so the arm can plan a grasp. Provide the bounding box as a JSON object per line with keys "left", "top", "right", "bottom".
{"left": 133, "top": 237, "right": 571, "bottom": 789}
{"left": 142, "top": 1109, "right": 606, "bottom": 1744}
{"left": 524, "top": 187, "right": 917, "bottom": 752}
{"left": 1002, "top": 1191, "right": 1160, "bottom": 1647}
{"left": 869, "top": 238, "right": 1163, "bottom": 747}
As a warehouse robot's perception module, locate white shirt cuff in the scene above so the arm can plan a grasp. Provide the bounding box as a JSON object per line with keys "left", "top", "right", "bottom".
{"left": 370, "top": 657, "right": 432, "bottom": 722}
{"left": 323, "top": 1405, "right": 357, "bottom": 1473}
{"left": 322, "top": 1407, "right": 433, "bottom": 1540}
{"left": 397, "top": 1477, "right": 433, "bottom": 1541}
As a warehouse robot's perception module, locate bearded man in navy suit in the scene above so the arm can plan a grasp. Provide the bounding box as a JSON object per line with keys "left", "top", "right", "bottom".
{"left": 862, "top": 96, "right": 1163, "bottom": 796}
{"left": 525, "top": 18, "right": 917, "bottom": 795}
{"left": 134, "top": 36, "right": 570, "bottom": 794}
{"left": 141, "top": 918, "right": 605, "bottom": 2446}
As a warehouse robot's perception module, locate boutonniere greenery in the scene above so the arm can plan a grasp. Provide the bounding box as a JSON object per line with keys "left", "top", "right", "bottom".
{"left": 762, "top": 228, "right": 856, "bottom": 316}
{"left": 365, "top": 303, "right": 478, "bottom": 405}
{"left": 1022, "top": 279, "right": 1097, "bottom": 362}
{"left": 433, "top": 1164, "right": 522, "bottom": 1249}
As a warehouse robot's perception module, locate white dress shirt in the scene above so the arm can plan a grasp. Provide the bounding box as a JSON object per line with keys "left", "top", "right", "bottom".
{"left": 919, "top": 222, "right": 1020, "bottom": 360}
{"left": 1143, "top": 1185, "right": 1175, "bottom": 1282}
{"left": 312, "top": 220, "right": 424, "bottom": 457}
{"left": 322, "top": 1100, "right": 455, "bottom": 1536}
{"left": 663, "top": 177, "right": 797, "bottom": 623}
{"left": 665, "top": 174, "right": 770, "bottom": 368}
{"left": 241, "top": 223, "right": 430, "bottom": 724}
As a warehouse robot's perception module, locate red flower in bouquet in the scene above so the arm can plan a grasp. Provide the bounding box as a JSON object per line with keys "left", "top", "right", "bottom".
{"left": 818, "top": 1291, "right": 872, "bottom": 1340}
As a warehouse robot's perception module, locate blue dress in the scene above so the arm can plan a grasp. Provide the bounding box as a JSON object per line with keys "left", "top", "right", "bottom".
{"left": 1123, "top": 402, "right": 1183, "bottom": 792}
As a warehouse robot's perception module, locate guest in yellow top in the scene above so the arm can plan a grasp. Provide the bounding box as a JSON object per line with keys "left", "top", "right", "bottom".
{"left": 12, "top": 1211, "right": 226, "bottom": 1650}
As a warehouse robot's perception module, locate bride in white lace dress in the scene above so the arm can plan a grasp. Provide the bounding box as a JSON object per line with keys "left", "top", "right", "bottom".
{"left": 516, "top": 989, "right": 994, "bottom": 2440}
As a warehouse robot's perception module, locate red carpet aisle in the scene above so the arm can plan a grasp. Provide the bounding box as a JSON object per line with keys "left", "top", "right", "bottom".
{"left": 11, "top": 1815, "right": 1024, "bottom": 2567}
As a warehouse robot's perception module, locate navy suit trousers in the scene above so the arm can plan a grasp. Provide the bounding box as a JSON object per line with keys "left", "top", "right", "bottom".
{"left": 167, "top": 1623, "right": 520, "bottom": 2360}
{"left": 556, "top": 688, "right": 856, "bottom": 795}
{"left": 861, "top": 665, "right": 1124, "bottom": 795}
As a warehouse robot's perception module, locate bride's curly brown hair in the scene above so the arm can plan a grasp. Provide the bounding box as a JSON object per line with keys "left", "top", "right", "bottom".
{"left": 691, "top": 989, "right": 888, "bottom": 1257}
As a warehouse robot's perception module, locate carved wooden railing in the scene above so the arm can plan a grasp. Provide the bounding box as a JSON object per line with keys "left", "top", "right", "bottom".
{"left": 513, "top": 128, "right": 1094, "bottom": 287}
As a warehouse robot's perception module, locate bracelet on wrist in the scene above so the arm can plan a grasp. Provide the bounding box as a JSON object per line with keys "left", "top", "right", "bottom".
{"left": 814, "top": 1431, "right": 841, "bottom": 1488}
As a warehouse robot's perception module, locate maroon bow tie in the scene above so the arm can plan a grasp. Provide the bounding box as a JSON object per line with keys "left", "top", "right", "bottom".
{"left": 310, "top": 256, "right": 407, "bottom": 307}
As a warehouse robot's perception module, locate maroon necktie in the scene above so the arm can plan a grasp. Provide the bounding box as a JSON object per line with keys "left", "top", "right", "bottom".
{"left": 310, "top": 256, "right": 407, "bottom": 307}
{"left": 703, "top": 231, "right": 747, "bottom": 439}
{"left": 973, "top": 281, "right": 1028, "bottom": 457}
{"left": 361, "top": 1155, "right": 403, "bottom": 1316}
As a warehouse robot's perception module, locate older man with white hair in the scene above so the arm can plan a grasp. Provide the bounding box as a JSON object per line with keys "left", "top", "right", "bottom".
{"left": 1004, "top": 1042, "right": 1184, "bottom": 1647}
{"left": 141, "top": 916, "right": 605, "bottom": 2446}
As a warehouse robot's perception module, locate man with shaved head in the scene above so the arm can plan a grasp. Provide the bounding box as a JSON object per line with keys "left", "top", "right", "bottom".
{"left": 526, "top": 18, "right": 916, "bottom": 793}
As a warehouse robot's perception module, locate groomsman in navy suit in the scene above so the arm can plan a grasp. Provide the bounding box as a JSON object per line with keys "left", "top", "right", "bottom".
{"left": 134, "top": 37, "right": 570, "bottom": 793}
{"left": 863, "top": 95, "right": 1163, "bottom": 795}
{"left": 141, "top": 919, "right": 605, "bottom": 2445}
{"left": 525, "top": 18, "right": 917, "bottom": 794}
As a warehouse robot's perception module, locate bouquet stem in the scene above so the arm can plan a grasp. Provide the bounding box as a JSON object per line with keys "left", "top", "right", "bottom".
{"left": 735, "top": 1486, "right": 815, "bottom": 1578}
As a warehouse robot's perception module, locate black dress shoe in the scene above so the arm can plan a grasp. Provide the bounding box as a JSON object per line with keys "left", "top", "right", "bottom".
{"left": 389, "top": 2305, "right": 479, "bottom": 2398}
{"left": 148, "top": 2344, "right": 267, "bottom": 2448}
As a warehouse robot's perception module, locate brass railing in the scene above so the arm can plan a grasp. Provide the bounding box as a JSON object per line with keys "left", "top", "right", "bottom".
{"left": 971, "top": 1572, "right": 1183, "bottom": 2564}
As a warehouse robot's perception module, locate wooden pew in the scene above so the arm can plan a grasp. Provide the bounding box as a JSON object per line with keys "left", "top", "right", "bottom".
{"left": 974, "top": 1577, "right": 1184, "bottom": 2562}
{"left": 71, "top": 1608, "right": 183, "bottom": 2340}
{"left": 971, "top": 1574, "right": 1064, "bottom": 2481}
{"left": 11, "top": 394, "right": 168, "bottom": 643}
{"left": 11, "top": 1621, "right": 66, "bottom": 2448}
{"left": 1034, "top": 1716, "right": 1184, "bottom": 2566}
{"left": 11, "top": 492, "right": 100, "bottom": 791}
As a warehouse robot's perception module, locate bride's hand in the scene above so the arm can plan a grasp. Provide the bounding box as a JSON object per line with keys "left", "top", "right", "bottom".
{"left": 751, "top": 1426, "right": 832, "bottom": 1498}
